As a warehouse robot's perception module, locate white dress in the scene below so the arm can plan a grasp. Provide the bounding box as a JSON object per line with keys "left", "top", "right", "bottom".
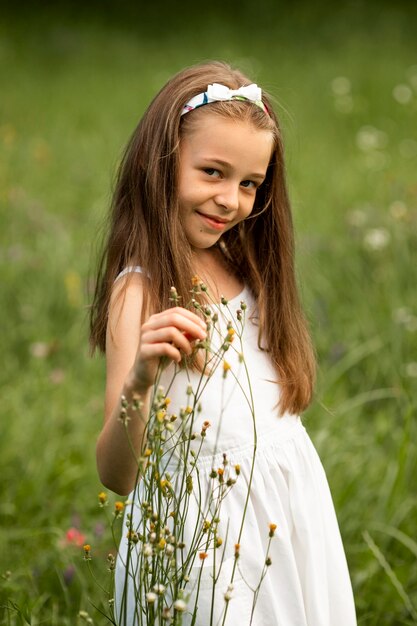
{"left": 114, "top": 273, "right": 357, "bottom": 626}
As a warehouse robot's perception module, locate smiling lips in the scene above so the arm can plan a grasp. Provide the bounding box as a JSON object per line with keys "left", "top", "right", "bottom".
{"left": 196, "top": 211, "right": 231, "bottom": 231}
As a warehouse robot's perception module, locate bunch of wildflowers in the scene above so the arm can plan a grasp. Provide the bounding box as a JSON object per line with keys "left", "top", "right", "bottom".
{"left": 88, "top": 279, "right": 276, "bottom": 625}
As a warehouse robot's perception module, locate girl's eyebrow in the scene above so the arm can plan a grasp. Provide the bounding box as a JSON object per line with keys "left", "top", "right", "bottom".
{"left": 200, "top": 157, "right": 266, "bottom": 181}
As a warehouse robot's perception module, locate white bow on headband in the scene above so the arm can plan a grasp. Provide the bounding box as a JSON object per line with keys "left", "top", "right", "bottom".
{"left": 206, "top": 83, "right": 262, "bottom": 103}
{"left": 181, "top": 82, "right": 268, "bottom": 116}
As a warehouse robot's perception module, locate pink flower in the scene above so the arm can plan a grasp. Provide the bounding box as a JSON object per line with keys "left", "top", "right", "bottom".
{"left": 64, "top": 527, "right": 86, "bottom": 547}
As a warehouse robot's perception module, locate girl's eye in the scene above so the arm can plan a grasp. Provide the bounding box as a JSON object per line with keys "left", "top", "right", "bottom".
{"left": 204, "top": 168, "right": 221, "bottom": 178}
{"left": 240, "top": 180, "right": 256, "bottom": 189}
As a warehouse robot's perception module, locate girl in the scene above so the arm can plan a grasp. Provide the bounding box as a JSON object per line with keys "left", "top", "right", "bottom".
{"left": 90, "top": 61, "right": 356, "bottom": 625}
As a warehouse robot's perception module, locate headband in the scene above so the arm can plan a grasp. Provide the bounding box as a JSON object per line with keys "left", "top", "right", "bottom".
{"left": 181, "top": 83, "right": 269, "bottom": 116}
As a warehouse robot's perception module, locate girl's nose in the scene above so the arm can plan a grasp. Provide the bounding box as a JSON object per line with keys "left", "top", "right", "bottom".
{"left": 214, "top": 182, "right": 240, "bottom": 212}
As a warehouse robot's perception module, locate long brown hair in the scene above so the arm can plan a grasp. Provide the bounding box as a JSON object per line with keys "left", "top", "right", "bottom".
{"left": 90, "top": 60, "right": 315, "bottom": 415}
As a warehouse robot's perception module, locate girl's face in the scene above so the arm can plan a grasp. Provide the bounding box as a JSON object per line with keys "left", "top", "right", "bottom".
{"left": 178, "top": 114, "right": 274, "bottom": 253}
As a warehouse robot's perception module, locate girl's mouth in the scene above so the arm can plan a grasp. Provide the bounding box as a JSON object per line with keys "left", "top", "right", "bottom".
{"left": 196, "top": 211, "right": 230, "bottom": 231}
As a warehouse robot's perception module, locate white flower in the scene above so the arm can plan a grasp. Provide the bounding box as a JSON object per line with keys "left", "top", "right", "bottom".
{"left": 30, "top": 342, "right": 50, "bottom": 358}
{"left": 393, "top": 307, "right": 413, "bottom": 325}
{"left": 153, "top": 583, "right": 166, "bottom": 595}
{"left": 143, "top": 543, "right": 153, "bottom": 557}
{"left": 165, "top": 544, "right": 174, "bottom": 556}
{"left": 363, "top": 228, "right": 391, "bottom": 251}
{"left": 405, "top": 363, "right": 417, "bottom": 378}
{"left": 224, "top": 583, "right": 234, "bottom": 601}
{"left": 146, "top": 592, "right": 158, "bottom": 604}
{"left": 356, "top": 126, "right": 387, "bottom": 152}
{"left": 393, "top": 84, "right": 412, "bottom": 104}
{"left": 392, "top": 307, "right": 417, "bottom": 334}
{"left": 173, "top": 599, "right": 187, "bottom": 612}
{"left": 331, "top": 76, "right": 351, "bottom": 95}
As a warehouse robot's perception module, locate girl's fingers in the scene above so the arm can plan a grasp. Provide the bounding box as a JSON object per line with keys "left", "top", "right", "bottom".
{"left": 141, "top": 326, "right": 198, "bottom": 356}
{"left": 144, "top": 307, "right": 207, "bottom": 338}
{"left": 134, "top": 307, "right": 208, "bottom": 377}
{"left": 140, "top": 342, "right": 183, "bottom": 364}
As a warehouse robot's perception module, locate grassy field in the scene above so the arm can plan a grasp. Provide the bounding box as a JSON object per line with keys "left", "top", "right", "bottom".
{"left": 1, "top": 2, "right": 416, "bottom": 624}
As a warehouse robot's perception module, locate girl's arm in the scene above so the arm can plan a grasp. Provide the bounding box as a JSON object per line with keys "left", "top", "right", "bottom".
{"left": 96, "top": 274, "right": 206, "bottom": 495}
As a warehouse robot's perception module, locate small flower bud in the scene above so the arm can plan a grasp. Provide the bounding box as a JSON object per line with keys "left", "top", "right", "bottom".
{"left": 173, "top": 599, "right": 187, "bottom": 612}
{"left": 269, "top": 523, "right": 277, "bottom": 537}
{"left": 165, "top": 544, "right": 174, "bottom": 556}
{"left": 146, "top": 591, "right": 158, "bottom": 604}
{"left": 162, "top": 607, "right": 172, "bottom": 620}
{"left": 143, "top": 543, "right": 153, "bottom": 557}
{"left": 98, "top": 491, "right": 108, "bottom": 506}
{"left": 114, "top": 501, "right": 124, "bottom": 516}
{"left": 223, "top": 360, "right": 231, "bottom": 378}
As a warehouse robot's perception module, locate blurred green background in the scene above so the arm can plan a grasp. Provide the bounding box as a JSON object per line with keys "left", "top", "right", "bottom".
{"left": 1, "top": 1, "right": 416, "bottom": 624}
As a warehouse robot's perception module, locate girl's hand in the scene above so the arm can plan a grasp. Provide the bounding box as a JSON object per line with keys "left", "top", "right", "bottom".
{"left": 131, "top": 307, "right": 207, "bottom": 388}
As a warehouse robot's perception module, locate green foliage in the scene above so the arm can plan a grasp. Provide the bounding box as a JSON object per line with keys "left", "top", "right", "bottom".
{"left": 0, "top": 3, "right": 416, "bottom": 624}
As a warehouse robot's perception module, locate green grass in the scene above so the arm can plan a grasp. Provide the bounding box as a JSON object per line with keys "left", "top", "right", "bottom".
{"left": 1, "top": 3, "right": 417, "bottom": 624}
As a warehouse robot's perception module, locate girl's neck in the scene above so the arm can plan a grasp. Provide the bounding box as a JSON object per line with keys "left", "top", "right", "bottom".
{"left": 192, "top": 245, "right": 244, "bottom": 301}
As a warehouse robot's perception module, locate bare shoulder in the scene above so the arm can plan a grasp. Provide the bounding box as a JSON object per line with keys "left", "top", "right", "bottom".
{"left": 105, "top": 273, "right": 148, "bottom": 421}
{"left": 107, "top": 272, "right": 148, "bottom": 347}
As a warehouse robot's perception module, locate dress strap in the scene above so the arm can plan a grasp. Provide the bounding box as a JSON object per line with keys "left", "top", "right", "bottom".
{"left": 114, "top": 266, "right": 147, "bottom": 282}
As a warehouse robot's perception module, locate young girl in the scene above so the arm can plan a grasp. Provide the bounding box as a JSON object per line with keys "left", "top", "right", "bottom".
{"left": 90, "top": 61, "right": 356, "bottom": 625}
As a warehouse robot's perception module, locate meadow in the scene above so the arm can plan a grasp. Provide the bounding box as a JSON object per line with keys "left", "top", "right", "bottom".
{"left": 0, "top": 2, "right": 416, "bottom": 624}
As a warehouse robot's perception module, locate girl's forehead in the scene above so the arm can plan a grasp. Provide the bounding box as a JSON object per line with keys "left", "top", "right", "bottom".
{"left": 181, "top": 115, "right": 274, "bottom": 168}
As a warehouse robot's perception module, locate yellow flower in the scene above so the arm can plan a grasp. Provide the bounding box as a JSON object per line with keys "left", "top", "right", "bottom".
{"left": 156, "top": 409, "right": 166, "bottom": 422}
{"left": 114, "top": 501, "right": 124, "bottom": 514}
{"left": 223, "top": 360, "right": 231, "bottom": 378}
{"left": 83, "top": 544, "right": 91, "bottom": 560}
{"left": 144, "top": 448, "right": 152, "bottom": 457}
{"left": 269, "top": 523, "right": 277, "bottom": 537}
{"left": 216, "top": 537, "right": 223, "bottom": 548}
{"left": 199, "top": 552, "right": 208, "bottom": 560}
{"left": 201, "top": 420, "right": 211, "bottom": 437}
{"left": 158, "top": 538, "right": 166, "bottom": 550}
{"left": 234, "top": 464, "right": 241, "bottom": 475}
{"left": 98, "top": 491, "right": 108, "bottom": 505}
